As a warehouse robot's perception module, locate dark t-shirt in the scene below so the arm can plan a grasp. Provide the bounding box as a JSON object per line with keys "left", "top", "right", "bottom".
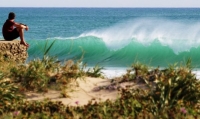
{"left": 2, "top": 19, "right": 15, "bottom": 38}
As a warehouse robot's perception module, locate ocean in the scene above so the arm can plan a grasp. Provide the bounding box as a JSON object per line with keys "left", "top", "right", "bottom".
{"left": 0, "top": 8, "right": 200, "bottom": 78}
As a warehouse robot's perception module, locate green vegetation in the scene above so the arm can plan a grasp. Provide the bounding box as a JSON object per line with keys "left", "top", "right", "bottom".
{"left": 0, "top": 47, "right": 200, "bottom": 118}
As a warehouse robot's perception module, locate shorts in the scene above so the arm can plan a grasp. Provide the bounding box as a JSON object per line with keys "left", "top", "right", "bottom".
{"left": 4, "top": 28, "right": 20, "bottom": 41}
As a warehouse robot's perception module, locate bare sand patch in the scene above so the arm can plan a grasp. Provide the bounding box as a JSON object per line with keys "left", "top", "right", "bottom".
{"left": 25, "top": 77, "right": 121, "bottom": 106}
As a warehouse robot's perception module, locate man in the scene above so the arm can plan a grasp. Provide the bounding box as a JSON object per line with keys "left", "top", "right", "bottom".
{"left": 2, "top": 12, "right": 29, "bottom": 47}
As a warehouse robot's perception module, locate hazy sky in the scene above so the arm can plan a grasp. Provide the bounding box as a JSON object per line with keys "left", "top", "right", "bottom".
{"left": 0, "top": 0, "right": 200, "bottom": 8}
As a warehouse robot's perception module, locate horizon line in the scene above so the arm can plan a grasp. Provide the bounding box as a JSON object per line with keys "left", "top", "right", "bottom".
{"left": 0, "top": 7, "right": 200, "bottom": 9}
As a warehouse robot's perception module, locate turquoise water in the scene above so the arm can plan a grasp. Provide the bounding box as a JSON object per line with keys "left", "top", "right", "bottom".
{"left": 1, "top": 8, "right": 200, "bottom": 68}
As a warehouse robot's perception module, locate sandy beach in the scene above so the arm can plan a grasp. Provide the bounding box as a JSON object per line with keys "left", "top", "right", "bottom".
{"left": 25, "top": 77, "right": 121, "bottom": 106}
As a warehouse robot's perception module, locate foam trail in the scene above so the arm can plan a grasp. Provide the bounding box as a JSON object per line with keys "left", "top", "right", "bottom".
{"left": 47, "top": 36, "right": 80, "bottom": 40}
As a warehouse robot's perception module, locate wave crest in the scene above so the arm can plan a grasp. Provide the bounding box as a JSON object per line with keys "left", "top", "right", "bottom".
{"left": 79, "top": 18, "right": 200, "bottom": 53}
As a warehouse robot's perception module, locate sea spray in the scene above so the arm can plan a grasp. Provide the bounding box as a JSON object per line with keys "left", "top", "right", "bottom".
{"left": 80, "top": 18, "right": 200, "bottom": 54}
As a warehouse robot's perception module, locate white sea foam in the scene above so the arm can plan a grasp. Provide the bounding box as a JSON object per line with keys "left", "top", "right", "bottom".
{"left": 80, "top": 18, "right": 200, "bottom": 54}
{"left": 47, "top": 36, "right": 79, "bottom": 40}
{"left": 192, "top": 70, "right": 200, "bottom": 79}
{"left": 102, "top": 67, "right": 200, "bottom": 79}
{"left": 102, "top": 67, "right": 127, "bottom": 79}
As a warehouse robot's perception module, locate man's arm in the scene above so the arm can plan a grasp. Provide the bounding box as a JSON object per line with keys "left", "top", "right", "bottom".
{"left": 19, "top": 23, "right": 27, "bottom": 26}
{"left": 13, "top": 22, "right": 29, "bottom": 31}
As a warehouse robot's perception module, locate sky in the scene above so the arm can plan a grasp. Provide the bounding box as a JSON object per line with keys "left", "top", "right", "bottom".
{"left": 0, "top": 0, "right": 200, "bottom": 8}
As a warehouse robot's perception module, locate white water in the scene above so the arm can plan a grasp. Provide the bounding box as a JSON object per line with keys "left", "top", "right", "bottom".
{"left": 102, "top": 67, "right": 200, "bottom": 79}
{"left": 80, "top": 18, "right": 200, "bottom": 54}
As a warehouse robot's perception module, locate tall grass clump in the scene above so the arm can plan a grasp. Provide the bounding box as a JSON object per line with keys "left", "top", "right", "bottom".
{"left": 86, "top": 65, "right": 104, "bottom": 78}
{"left": 9, "top": 59, "right": 54, "bottom": 92}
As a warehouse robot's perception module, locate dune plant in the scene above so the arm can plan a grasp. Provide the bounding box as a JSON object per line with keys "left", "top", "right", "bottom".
{"left": 54, "top": 60, "right": 86, "bottom": 95}
{"left": 0, "top": 54, "right": 17, "bottom": 78}
{"left": 0, "top": 75, "right": 23, "bottom": 114}
{"left": 122, "top": 61, "right": 149, "bottom": 83}
{"left": 132, "top": 61, "right": 149, "bottom": 77}
{"left": 86, "top": 65, "right": 104, "bottom": 78}
{"left": 41, "top": 40, "right": 60, "bottom": 72}
{"left": 8, "top": 40, "right": 60, "bottom": 92}
{"left": 9, "top": 59, "right": 50, "bottom": 92}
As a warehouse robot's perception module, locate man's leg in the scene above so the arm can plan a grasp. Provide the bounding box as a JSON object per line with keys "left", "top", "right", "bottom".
{"left": 16, "top": 27, "right": 29, "bottom": 47}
